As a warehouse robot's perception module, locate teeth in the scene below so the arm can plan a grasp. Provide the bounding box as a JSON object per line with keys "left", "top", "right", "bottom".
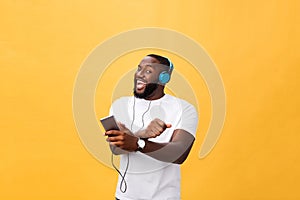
{"left": 137, "top": 80, "right": 145, "bottom": 84}
{"left": 136, "top": 80, "right": 146, "bottom": 89}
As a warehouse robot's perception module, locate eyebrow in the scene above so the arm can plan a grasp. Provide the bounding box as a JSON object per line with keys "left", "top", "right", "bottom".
{"left": 138, "top": 64, "right": 154, "bottom": 68}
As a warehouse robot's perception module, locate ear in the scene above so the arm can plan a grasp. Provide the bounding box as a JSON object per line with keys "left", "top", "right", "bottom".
{"left": 158, "top": 71, "right": 170, "bottom": 84}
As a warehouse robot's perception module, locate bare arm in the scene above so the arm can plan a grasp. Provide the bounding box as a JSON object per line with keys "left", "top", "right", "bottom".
{"left": 107, "top": 122, "right": 134, "bottom": 155}
{"left": 141, "top": 129, "right": 195, "bottom": 164}
{"left": 105, "top": 122, "right": 195, "bottom": 164}
{"left": 107, "top": 119, "right": 168, "bottom": 155}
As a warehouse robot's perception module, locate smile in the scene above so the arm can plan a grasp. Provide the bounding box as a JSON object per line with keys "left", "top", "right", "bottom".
{"left": 136, "top": 80, "right": 146, "bottom": 90}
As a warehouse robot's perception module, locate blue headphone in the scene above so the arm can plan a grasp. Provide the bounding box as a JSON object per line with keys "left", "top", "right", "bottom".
{"left": 158, "top": 58, "right": 174, "bottom": 84}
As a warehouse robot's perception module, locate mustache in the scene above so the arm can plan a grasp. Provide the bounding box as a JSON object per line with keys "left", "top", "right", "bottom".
{"left": 133, "top": 83, "right": 159, "bottom": 99}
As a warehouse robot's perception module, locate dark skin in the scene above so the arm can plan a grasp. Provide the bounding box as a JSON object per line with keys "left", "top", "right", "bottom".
{"left": 105, "top": 56, "right": 195, "bottom": 164}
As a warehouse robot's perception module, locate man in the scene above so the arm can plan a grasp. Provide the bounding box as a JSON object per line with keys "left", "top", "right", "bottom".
{"left": 105, "top": 54, "right": 198, "bottom": 200}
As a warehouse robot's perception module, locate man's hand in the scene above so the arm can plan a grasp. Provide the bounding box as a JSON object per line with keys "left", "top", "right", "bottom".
{"left": 105, "top": 123, "right": 138, "bottom": 152}
{"left": 137, "top": 118, "right": 172, "bottom": 139}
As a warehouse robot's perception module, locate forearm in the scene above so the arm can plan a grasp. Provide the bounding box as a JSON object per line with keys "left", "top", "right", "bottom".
{"left": 109, "top": 135, "right": 193, "bottom": 164}
{"left": 135, "top": 129, "right": 150, "bottom": 139}
{"left": 106, "top": 127, "right": 195, "bottom": 164}
{"left": 140, "top": 140, "right": 194, "bottom": 164}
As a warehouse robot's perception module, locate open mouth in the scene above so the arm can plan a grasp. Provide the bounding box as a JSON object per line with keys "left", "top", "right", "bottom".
{"left": 136, "top": 80, "right": 146, "bottom": 90}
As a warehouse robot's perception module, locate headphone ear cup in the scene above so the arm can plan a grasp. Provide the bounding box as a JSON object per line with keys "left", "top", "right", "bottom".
{"left": 159, "top": 71, "right": 170, "bottom": 84}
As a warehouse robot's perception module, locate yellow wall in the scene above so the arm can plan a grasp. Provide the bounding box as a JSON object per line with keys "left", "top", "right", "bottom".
{"left": 1, "top": 0, "right": 299, "bottom": 199}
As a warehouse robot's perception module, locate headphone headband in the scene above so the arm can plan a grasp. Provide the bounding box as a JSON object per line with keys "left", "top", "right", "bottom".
{"left": 159, "top": 56, "right": 173, "bottom": 84}
{"left": 166, "top": 57, "right": 174, "bottom": 72}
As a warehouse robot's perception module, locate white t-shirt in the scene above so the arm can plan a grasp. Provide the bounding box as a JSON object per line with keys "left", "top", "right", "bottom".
{"left": 110, "top": 94, "right": 198, "bottom": 200}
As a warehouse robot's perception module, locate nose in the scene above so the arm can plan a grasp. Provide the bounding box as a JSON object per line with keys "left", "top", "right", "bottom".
{"left": 136, "top": 69, "right": 145, "bottom": 78}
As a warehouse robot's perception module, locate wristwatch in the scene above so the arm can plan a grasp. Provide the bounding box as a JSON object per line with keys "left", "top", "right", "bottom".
{"left": 136, "top": 138, "right": 146, "bottom": 151}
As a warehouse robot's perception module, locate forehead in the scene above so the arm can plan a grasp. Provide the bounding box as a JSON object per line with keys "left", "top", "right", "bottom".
{"left": 139, "top": 56, "right": 159, "bottom": 65}
{"left": 139, "top": 56, "right": 168, "bottom": 70}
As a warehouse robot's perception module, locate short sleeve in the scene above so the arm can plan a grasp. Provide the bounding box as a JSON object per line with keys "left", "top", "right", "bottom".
{"left": 177, "top": 100, "right": 198, "bottom": 137}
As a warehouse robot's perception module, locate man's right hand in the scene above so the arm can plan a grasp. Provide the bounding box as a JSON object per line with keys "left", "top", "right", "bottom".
{"left": 137, "top": 118, "right": 172, "bottom": 139}
{"left": 105, "top": 123, "right": 139, "bottom": 152}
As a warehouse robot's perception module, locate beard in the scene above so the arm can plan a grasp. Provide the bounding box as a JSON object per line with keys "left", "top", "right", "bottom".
{"left": 134, "top": 83, "right": 158, "bottom": 99}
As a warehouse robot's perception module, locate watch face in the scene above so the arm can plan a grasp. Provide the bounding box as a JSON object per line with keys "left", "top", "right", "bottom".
{"left": 138, "top": 139, "right": 145, "bottom": 149}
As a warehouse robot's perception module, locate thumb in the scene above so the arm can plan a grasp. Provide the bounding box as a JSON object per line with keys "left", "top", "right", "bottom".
{"left": 117, "top": 122, "right": 126, "bottom": 129}
{"left": 165, "top": 123, "right": 172, "bottom": 128}
{"left": 117, "top": 122, "right": 133, "bottom": 135}
{"left": 117, "top": 122, "right": 127, "bottom": 131}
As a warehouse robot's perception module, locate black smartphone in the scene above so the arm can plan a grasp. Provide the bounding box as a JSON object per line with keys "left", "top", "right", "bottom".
{"left": 100, "top": 115, "right": 120, "bottom": 131}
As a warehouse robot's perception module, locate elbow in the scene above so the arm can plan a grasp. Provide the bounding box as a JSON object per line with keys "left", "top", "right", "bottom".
{"left": 110, "top": 145, "right": 128, "bottom": 155}
{"left": 173, "top": 157, "right": 187, "bottom": 165}
{"left": 172, "top": 147, "right": 191, "bottom": 164}
{"left": 111, "top": 150, "right": 121, "bottom": 155}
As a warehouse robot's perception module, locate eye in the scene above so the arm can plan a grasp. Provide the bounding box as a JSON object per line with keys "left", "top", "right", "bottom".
{"left": 137, "top": 66, "right": 141, "bottom": 71}
{"left": 146, "top": 70, "right": 152, "bottom": 74}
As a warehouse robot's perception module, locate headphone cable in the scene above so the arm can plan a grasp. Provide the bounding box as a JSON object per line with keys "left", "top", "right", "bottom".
{"left": 111, "top": 97, "right": 151, "bottom": 193}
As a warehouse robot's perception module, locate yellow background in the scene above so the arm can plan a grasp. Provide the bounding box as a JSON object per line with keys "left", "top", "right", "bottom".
{"left": 1, "top": 0, "right": 299, "bottom": 199}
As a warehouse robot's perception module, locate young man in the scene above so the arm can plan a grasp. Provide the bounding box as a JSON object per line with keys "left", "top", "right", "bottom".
{"left": 105, "top": 54, "right": 198, "bottom": 200}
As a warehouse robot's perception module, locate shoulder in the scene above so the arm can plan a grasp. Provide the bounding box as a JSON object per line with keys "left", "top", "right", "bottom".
{"left": 112, "top": 96, "right": 132, "bottom": 106}
{"left": 166, "top": 95, "right": 197, "bottom": 115}
{"left": 110, "top": 96, "right": 133, "bottom": 121}
{"left": 110, "top": 96, "right": 132, "bottom": 113}
{"left": 166, "top": 95, "right": 198, "bottom": 136}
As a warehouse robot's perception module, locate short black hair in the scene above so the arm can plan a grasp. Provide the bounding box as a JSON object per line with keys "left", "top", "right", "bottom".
{"left": 147, "top": 54, "right": 172, "bottom": 68}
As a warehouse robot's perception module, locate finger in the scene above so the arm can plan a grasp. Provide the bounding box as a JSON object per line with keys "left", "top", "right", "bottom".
{"left": 109, "top": 141, "right": 123, "bottom": 147}
{"left": 152, "top": 129, "right": 162, "bottom": 137}
{"left": 104, "top": 130, "right": 113, "bottom": 136}
{"left": 117, "top": 121, "right": 124, "bottom": 126}
{"left": 105, "top": 130, "right": 120, "bottom": 136}
{"left": 117, "top": 122, "right": 129, "bottom": 131}
{"left": 159, "top": 122, "right": 171, "bottom": 130}
{"left": 117, "top": 122, "right": 125, "bottom": 128}
{"left": 153, "top": 118, "right": 172, "bottom": 129}
{"left": 147, "top": 122, "right": 163, "bottom": 135}
{"left": 105, "top": 130, "right": 114, "bottom": 136}
{"left": 153, "top": 130, "right": 162, "bottom": 137}
{"left": 148, "top": 130, "right": 158, "bottom": 138}
{"left": 155, "top": 122, "right": 168, "bottom": 133}
{"left": 107, "top": 135, "right": 123, "bottom": 142}
{"left": 149, "top": 123, "right": 162, "bottom": 133}
{"left": 151, "top": 124, "right": 170, "bottom": 137}
{"left": 154, "top": 118, "right": 165, "bottom": 127}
